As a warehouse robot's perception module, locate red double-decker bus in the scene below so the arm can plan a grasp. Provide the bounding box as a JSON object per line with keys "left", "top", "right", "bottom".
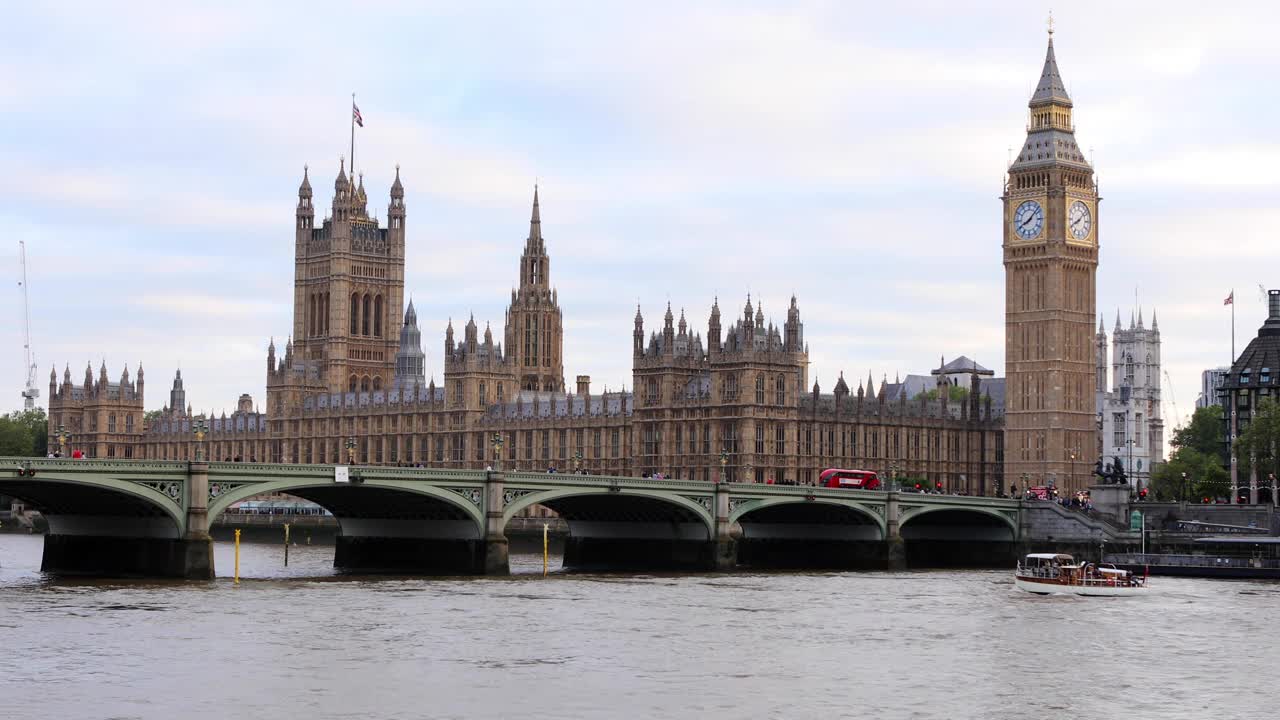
{"left": 818, "top": 468, "right": 881, "bottom": 490}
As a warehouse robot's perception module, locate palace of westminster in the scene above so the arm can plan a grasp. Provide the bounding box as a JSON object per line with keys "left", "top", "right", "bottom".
{"left": 45, "top": 32, "right": 1167, "bottom": 495}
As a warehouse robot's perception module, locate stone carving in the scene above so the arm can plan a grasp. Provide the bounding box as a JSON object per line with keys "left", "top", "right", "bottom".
{"left": 448, "top": 487, "right": 482, "bottom": 507}
{"left": 682, "top": 495, "right": 713, "bottom": 513}
{"left": 138, "top": 481, "right": 182, "bottom": 504}
{"left": 503, "top": 489, "right": 535, "bottom": 505}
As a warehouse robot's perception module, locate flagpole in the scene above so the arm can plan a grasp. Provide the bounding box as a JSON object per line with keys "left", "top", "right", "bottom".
{"left": 350, "top": 92, "right": 356, "bottom": 180}
{"left": 1231, "top": 287, "right": 1236, "bottom": 365}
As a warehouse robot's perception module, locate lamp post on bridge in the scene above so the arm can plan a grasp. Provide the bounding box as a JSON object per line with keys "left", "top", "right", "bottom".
{"left": 193, "top": 418, "right": 208, "bottom": 461}
{"left": 744, "top": 463, "right": 754, "bottom": 484}
{"left": 573, "top": 450, "right": 583, "bottom": 476}
{"left": 56, "top": 423, "right": 67, "bottom": 458}
{"left": 491, "top": 433, "right": 504, "bottom": 472}
{"left": 1069, "top": 448, "right": 1078, "bottom": 491}
{"left": 719, "top": 451, "right": 729, "bottom": 484}
{"left": 346, "top": 437, "right": 356, "bottom": 466}
{"left": 889, "top": 463, "right": 897, "bottom": 493}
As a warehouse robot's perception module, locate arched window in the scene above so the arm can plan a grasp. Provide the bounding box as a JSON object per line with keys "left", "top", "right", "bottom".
{"left": 372, "top": 376, "right": 382, "bottom": 391}
{"left": 321, "top": 292, "right": 330, "bottom": 335}
{"left": 1145, "top": 354, "right": 1152, "bottom": 385}
{"left": 755, "top": 375, "right": 765, "bottom": 404}
{"left": 348, "top": 375, "right": 357, "bottom": 392}
{"left": 349, "top": 294, "right": 359, "bottom": 334}
{"left": 362, "top": 294, "right": 371, "bottom": 336}
{"left": 374, "top": 295, "right": 383, "bottom": 337}
{"left": 775, "top": 376, "right": 786, "bottom": 405}
{"left": 307, "top": 294, "right": 315, "bottom": 336}
{"left": 360, "top": 376, "right": 371, "bottom": 392}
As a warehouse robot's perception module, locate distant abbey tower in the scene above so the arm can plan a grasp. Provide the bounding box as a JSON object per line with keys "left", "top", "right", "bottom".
{"left": 1002, "top": 29, "right": 1099, "bottom": 493}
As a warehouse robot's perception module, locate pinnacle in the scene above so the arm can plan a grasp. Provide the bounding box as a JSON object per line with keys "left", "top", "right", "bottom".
{"left": 1030, "top": 34, "right": 1072, "bottom": 107}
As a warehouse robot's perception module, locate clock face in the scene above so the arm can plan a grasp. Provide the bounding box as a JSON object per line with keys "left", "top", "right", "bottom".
{"left": 1069, "top": 200, "right": 1092, "bottom": 240}
{"left": 1013, "top": 200, "right": 1044, "bottom": 240}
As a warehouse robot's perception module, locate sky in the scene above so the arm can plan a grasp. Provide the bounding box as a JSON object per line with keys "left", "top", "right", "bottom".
{"left": 2, "top": 1, "right": 1278, "bottom": 440}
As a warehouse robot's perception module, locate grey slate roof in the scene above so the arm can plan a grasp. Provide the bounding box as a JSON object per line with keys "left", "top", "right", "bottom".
{"left": 1030, "top": 38, "right": 1072, "bottom": 107}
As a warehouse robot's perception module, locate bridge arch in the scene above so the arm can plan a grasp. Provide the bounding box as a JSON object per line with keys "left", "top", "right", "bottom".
{"left": 0, "top": 474, "right": 185, "bottom": 538}
{"left": 208, "top": 479, "right": 485, "bottom": 539}
{"left": 502, "top": 488, "right": 714, "bottom": 536}
{"left": 898, "top": 505, "right": 1018, "bottom": 540}
{"left": 729, "top": 497, "right": 886, "bottom": 539}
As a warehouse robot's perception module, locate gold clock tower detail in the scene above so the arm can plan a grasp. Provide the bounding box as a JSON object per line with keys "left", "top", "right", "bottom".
{"left": 1003, "top": 28, "right": 1098, "bottom": 494}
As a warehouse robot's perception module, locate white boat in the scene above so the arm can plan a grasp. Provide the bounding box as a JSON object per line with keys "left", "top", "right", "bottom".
{"left": 1015, "top": 553, "right": 1149, "bottom": 597}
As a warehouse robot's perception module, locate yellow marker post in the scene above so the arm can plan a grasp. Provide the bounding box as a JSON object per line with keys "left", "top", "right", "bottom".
{"left": 542, "top": 522, "right": 549, "bottom": 576}
{"left": 284, "top": 523, "right": 291, "bottom": 567}
{"left": 234, "top": 528, "right": 241, "bottom": 584}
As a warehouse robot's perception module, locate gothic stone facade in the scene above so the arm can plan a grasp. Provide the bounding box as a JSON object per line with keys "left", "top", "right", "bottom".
{"left": 111, "top": 165, "right": 1004, "bottom": 489}
{"left": 46, "top": 363, "right": 145, "bottom": 459}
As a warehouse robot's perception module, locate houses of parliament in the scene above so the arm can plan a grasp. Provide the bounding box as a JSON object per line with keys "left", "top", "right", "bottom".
{"left": 47, "top": 31, "right": 1118, "bottom": 495}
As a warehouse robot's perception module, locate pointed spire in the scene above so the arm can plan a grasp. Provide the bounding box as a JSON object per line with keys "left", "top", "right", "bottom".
{"left": 390, "top": 164, "right": 403, "bottom": 197}
{"left": 404, "top": 298, "right": 417, "bottom": 326}
{"left": 1151, "top": 309, "right": 1159, "bottom": 330}
{"left": 1030, "top": 30, "right": 1072, "bottom": 107}
{"left": 299, "top": 165, "right": 312, "bottom": 197}
{"left": 528, "top": 184, "right": 542, "bottom": 243}
{"left": 865, "top": 371, "right": 876, "bottom": 401}
{"left": 1137, "top": 307, "right": 1144, "bottom": 329}
{"left": 335, "top": 156, "right": 348, "bottom": 189}
{"left": 1115, "top": 309, "right": 1122, "bottom": 331}
{"left": 1098, "top": 314, "right": 1105, "bottom": 334}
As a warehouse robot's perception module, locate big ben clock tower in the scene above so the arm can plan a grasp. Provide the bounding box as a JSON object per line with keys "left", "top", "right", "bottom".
{"left": 1003, "top": 26, "right": 1098, "bottom": 494}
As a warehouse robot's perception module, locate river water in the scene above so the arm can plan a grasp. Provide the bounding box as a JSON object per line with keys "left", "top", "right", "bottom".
{"left": 2, "top": 534, "right": 1277, "bottom": 720}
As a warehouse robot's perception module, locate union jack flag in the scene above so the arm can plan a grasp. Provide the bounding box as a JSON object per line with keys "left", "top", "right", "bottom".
{"left": 352, "top": 103, "right": 363, "bottom": 127}
{"left": 1224, "top": 291, "right": 1233, "bottom": 306}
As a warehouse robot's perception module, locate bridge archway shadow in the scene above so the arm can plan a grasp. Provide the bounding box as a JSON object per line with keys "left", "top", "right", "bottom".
{"left": 518, "top": 493, "right": 713, "bottom": 571}
{"left": 211, "top": 484, "right": 484, "bottom": 574}
{"left": 736, "top": 502, "right": 886, "bottom": 570}
{"left": 0, "top": 477, "right": 183, "bottom": 576}
{"left": 900, "top": 509, "right": 1017, "bottom": 568}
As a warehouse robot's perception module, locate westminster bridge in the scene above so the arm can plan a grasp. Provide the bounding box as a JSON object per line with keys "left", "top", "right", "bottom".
{"left": 1, "top": 458, "right": 1024, "bottom": 578}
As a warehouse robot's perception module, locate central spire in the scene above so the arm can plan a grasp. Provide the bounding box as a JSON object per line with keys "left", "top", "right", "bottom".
{"left": 1030, "top": 33, "right": 1072, "bottom": 108}
{"left": 528, "top": 184, "right": 542, "bottom": 245}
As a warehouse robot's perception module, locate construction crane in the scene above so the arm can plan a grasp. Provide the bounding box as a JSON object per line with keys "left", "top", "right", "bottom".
{"left": 19, "top": 240, "right": 38, "bottom": 410}
{"left": 1163, "top": 369, "right": 1181, "bottom": 431}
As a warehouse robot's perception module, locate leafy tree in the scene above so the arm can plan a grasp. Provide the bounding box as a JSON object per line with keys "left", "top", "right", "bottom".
{"left": 0, "top": 407, "right": 47, "bottom": 457}
{"left": 1235, "top": 397, "right": 1280, "bottom": 490}
{"left": 144, "top": 409, "right": 166, "bottom": 427}
{"left": 912, "top": 385, "right": 969, "bottom": 404}
{"left": 1150, "top": 405, "right": 1229, "bottom": 501}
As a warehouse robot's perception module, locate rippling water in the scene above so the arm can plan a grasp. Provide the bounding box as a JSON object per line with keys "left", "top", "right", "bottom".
{"left": 2, "top": 534, "right": 1278, "bottom": 720}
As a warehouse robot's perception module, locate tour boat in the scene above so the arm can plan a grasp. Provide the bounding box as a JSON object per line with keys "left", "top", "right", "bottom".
{"left": 1015, "top": 553, "right": 1149, "bottom": 597}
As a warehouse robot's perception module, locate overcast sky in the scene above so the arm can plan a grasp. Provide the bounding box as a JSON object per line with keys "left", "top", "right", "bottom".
{"left": 2, "top": 1, "right": 1277, "bottom": 436}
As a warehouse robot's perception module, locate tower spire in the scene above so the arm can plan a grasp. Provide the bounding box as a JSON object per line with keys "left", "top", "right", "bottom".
{"left": 528, "top": 184, "right": 542, "bottom": 245}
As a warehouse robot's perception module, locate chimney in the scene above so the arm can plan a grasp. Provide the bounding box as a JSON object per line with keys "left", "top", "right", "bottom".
{"left": 576, "top": 375, "right": 591, "bottom": 395}
{"left": 1270, "top": 289, "right": 1279, "bottom": 320}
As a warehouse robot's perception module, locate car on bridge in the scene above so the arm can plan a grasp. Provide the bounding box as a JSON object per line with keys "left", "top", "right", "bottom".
{"left": 819, "top": 469, "right": 881, "bottom": 491}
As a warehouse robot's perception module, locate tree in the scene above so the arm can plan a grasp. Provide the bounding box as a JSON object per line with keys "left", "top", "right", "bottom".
{"left": 144, "top": 409, "right": 166, "bottom": 428}
{"left": 912, "top": 385, "right": 969, "bottom": 404}
{"left": 1149, "top": 405, "right": 1229, "bottom": 501}
{"left": 1235, "top": 397, "right": 1280, "bottom": 491}
{"left": 0, "top": 407, "right": 47, "bottom": 457}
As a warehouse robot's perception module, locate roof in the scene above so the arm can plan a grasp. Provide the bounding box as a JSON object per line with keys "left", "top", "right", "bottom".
{"left": 1029, "top": 38, "right": 1072, "bottom": 107}
{"left": 932, "top": 356, "right": 994, "bottom": 376}
{"left": 1223, "top": 294, "right": 1280, "bottom": 392}
{"left": 1026, "top": 553, "right": 1074, "bottom": 560}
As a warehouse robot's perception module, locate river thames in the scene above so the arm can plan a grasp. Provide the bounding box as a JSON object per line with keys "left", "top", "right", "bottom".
{"left": 1, "top": 534, "right": 1277, "bottom": 720}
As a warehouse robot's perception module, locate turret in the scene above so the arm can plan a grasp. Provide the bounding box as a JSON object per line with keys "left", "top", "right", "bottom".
{"left": 708, "top": 297, "right": 722, "bottom": 355}
{"left": 296, "top": 165, "right": 314, "bottom": 232}
{"left": 633, "top": 305, "right": 644, "bottom": 357}
{"left": 784, "top": 294, "right": 803, "bottom": 352}
{"left": 388, "top": 165, "right": 406, "bottom": 231}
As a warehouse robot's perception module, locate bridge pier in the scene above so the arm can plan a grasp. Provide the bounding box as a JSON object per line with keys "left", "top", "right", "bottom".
{"left": 886, "top": 491, "right": 906, "bottom": 571}
{"left": 483, "top": 471, "right": 510, "bottom": 576}
{"left": 713, "top": 482, "right": 736, "bottom": 571}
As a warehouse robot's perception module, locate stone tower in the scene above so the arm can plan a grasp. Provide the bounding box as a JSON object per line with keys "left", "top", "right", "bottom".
{"left": 1003, "top": 29, "right": 1098, "bottom": 493}
{"left": 1097, "top": 309, "right": 1164, "bottom": 487}
{"left": 504, "top": 186, "right": 565, "bottom": 392}
{"left": 393, "top": 299, "right": 427, "bottom": 394}
{"left": 288, "top": 161, "right": 406, "bottom": 395}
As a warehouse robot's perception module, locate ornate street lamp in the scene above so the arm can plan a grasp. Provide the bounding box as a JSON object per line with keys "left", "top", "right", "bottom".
{"left": 56, "top": 423, "right": 68, "bottom": 458}
{"left": 574, "top": 450, "right": 583, "bottom": 475}
{"left": 1181, "top": 472, "right": 1189, "bottom": 504}
{"left": 346, "top": 437, "right": 357, "bottom": 466}
{"left": 719, "top": 451, "right": 729, "bottom": 484}
{"left": 492, "top": 433, "right": 504, "bottom": 471}
{"left": 744, "top": 463, "right": 754, "bottom": 484}
{"left": 192, "top": 418, "right": 208, "bottom": 461}
{"left": 1069, "top": 448, "right": 1078, "bottom": 489}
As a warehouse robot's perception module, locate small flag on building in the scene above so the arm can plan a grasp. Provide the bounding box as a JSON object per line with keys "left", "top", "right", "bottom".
{"left": 352, "top": 103, "right": 363, "bottom": 127}
{"left": 1224, "top": 291, "right": 1234, "bottom": 306}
